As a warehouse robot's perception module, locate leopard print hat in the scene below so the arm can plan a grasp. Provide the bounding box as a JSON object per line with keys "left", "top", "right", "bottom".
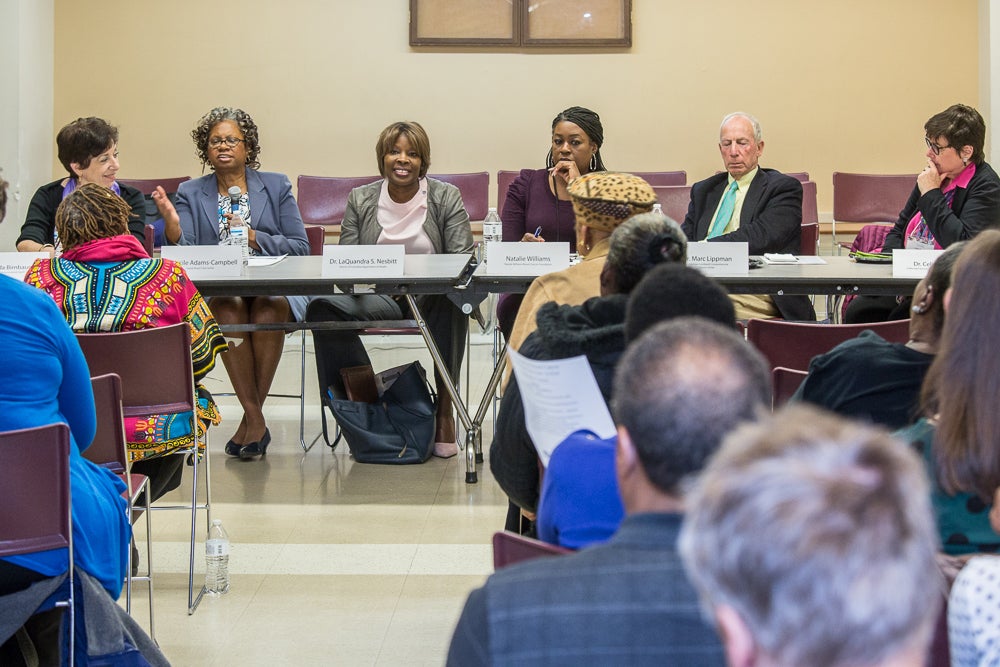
{"left": 567, "top": 172, "right": 658, "bottom": 233}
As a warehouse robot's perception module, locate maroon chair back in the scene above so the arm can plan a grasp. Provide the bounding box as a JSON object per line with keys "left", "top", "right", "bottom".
{"left": 832, "top": 172, "right": 916, "bottom": 224}
{"left": 143, "top": 224, "right": 155, "bottom": 255}
{"left": 429, "top": 172, "right": 489, "bottom": 221}
{"left": 305, "top": 225, "right": 325, "bottom": 256}
{"left": 0, "top": 423, "right": 71, "bottom": 557}
{"left": 772, "top": 367, "right": 807, "bottom": 409}
{"left": 800, "top": 223, "right": 819, "bottom": 256}
{"left": 86, "top": 373, "right": 127, "bottom": 472}
{"left": 651, "top": 185, "right": 693, "bottom": 223}
{"left": 492, "top": 531, "right": 571, "bottom": 569}
{"left": 497, "top": 170, "right": 520, "bottom": 218}
{"left": 632, "top": 171, "right": 686, "bottom": 186}
{"left": 118, "top": 177, "right": 190, "bottom": 196}
{"left": 784, "top": 172, "right": 810, "bottom": 183}
{"left": 76, "top": 323, "right": 195, "bottom": 419}
{"left": 801, "top": 181, "right": 819, "bottom": 225}
{"left": 747, "top": 318, "right": 911, "bottom": 372}
{"left": 297, "top": 175, "right": 381, "bottom": 227}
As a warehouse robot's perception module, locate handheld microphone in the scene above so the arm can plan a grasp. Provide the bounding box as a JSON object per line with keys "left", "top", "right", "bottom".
{"left": 228, "top": 186, "right": 242, "bottom": 215}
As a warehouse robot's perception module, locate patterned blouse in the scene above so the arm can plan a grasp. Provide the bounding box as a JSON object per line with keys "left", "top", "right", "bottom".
{"left": 25, "top": 234, "right": 228, "bottom": 460}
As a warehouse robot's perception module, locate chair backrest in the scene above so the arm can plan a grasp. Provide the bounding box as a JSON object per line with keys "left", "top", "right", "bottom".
{"left": 747, "top": 318, "right": 911, "bottom": 371}
{"left": 296, "top": 175, "right": 381, "bottom": 227}
{"left": 118, "top": 177, "right": 190, "bottom": 196}
{"left": 785, "top": 172, "right": 810, "bottom": 183}
{"left": 305, "top": 225, "right": 325, "bottom": 256}
{"left": 772, "top": 366, "right": 807, "bottom": 409}
{"left": 801, "top": 180, "right": 819, "bottom": 225}
{"left": 632, "top": 171, "right": 687, "bottom": 186}
{"left": 0, "top": 423, "right": 71, "bottom": 558}
{"left": 76, "top": 323, "right": 195, "bottom": 418}
{"left": 492, "top": 531, "right": 571, "bottom": 569}
{"left": 86, "top": 373, "right": 127, "bottom": 472}
{"left": 429, "top": 172, "right": 489, "bottom": 221}
{"left": 651, "top": 185, "right": 693, "bottom": 223}
{"left": 832, "top": 172, "right": 917, "bottom": 224}
{"left": 497, "top": 169, "right": 520, "bottom": 217}
{"left": 800, "top": 223, "right": 819, "bottom": 256}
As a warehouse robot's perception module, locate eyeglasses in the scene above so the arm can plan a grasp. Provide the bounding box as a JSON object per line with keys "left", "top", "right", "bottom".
{"left": 925, "top": 137, "right": 951, "bottom": 156}
{"left": 209, "top": 137, "right": 245, "bottom": 148}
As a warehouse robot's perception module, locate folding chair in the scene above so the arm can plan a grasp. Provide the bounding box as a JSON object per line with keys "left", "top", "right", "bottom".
{"left": 296, "top": 175, "right": 381, "bottom": 228}
{"left": 497, "top": 170, "right": 520, "bottom": 217}
{"left": 0, "top": 423, "right": 74, "bottom": 665}
{"left": 631, "top": 170, "right": 687, "bottom": 186}
{"left": 118, "top": 177, "right": 191, "bottom": 250}
{"left": 747, "top": 318, "right": 911, "bottom": 372}
{"left": 772, "top": 367, "right": 808, "bottom": 409}
{"left": 651, "top": 185, "right": 693, "bottom": 223}
{"left": 492, "top": 531, "right": 571, "bottom": 569}
{"left": 831, "top": 172, "right": 916, "bottom": 251}
{"left": 429, "top": 172, "right": 489, "bottom": 221}
{"left": 76, "top": 324, "right": 210, "bottom": 614}
{"left": 87, "top": 373, "right": 155, "bottom": 639}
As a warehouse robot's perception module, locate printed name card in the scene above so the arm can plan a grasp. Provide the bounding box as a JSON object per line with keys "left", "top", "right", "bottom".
{"left": 687, "top": 242, "right": 749, "bottom": 277}
{"left": 485, "top": 242, "right": 570, "bottom": 276}
{"left": 892, "top": 249, "right": 943, "bottom": 278}
{"left": 160, "top": 246, "right": 243, "bottom": 277}
{"left": 321, "top": 245, "right": 405, "bottom": 278}
{"left": 0, "top": 252, "right": 47, "bottom": 279}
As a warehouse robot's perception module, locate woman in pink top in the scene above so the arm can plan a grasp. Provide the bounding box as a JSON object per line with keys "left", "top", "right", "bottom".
{"left": 306, "top": 122, "right": 473, "bottom": 457}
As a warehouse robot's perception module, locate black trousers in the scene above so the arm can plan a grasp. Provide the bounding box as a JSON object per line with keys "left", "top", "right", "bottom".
{"left": 305, "top": 294, "right": 467, "bottom": 401}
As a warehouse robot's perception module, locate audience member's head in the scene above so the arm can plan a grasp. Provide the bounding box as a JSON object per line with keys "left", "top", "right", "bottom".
{"left": 56, "top": 116, "right": 119, "bottom": 179}
{"left": 624, "top": 264, "right": 736, "bottom": 342}
{"left": 567, "top": 172, "right": 657, "bottom": 257}
{"left": 600, "top": 212, "right": 686, "bottom": 295}
{"left": 611, "top": 317, "right": 769, "bottom": 510}
{"left": 55, "top": 183, "right": 132, "bottom": 252}
{"left": 680, "top": 405, "right": 942, "bottom": 667}
{"left": 921, "top": 229, "right": 1000, "bottom": 501}
{"left": 908, "top": 240, "right": 964, "bottom": 347}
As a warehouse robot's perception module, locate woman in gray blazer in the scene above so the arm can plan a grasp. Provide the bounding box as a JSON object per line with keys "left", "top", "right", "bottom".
{"left": 156, "top": 107, "right": 308, "bottom": 460}
{"left": 306, "top": 121, "right": 473, "bottom": 458}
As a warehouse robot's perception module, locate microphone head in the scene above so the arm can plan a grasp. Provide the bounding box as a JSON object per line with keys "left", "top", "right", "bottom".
{"left": 228, "top": 186, "right": 242, "bottom": 203}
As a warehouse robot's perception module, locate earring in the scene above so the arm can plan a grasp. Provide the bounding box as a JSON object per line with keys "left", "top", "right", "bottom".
{"left": 546, "top": 150, "right": 554, "bottom": 169}
{"left": 590, "top": 154, "right": 598, "bottom": 172}
{"left": 963, "top": 157, "right": 970, "bottom": 166}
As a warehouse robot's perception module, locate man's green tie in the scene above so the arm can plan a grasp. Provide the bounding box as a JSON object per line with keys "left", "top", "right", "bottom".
{"left": 707, "top": 180, "right": 739, "bottom": 239}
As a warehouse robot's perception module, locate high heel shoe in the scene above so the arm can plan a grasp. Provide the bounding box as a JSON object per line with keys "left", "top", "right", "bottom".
{"left": 225, "top": 439, "right": 243, "bottom": 457}
{"left": 239, "top": 428, "right": 271, "bottom": 460}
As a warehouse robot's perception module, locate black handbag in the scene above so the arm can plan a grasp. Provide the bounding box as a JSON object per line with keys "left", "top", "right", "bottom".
{"left": 326, "top": 361, "right": 437, "bottom": 464}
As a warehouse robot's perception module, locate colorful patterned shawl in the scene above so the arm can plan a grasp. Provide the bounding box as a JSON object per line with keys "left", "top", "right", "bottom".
{"left": 25, "top": 235, "right": 228, "bottom": 460}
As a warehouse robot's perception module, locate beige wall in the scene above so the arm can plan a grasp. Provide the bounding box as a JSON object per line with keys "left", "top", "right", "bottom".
{"left": 53, "top": 0, "right": 980, "bottom": 214}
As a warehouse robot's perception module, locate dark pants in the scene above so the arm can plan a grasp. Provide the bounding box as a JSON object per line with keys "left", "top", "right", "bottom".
{"left": 305, "top": 294, "right": 467, "bottom": 401}
{"left": 844, "top": 295, "right": 913, "bottom": 323}
{"left": 131, "top": 453, "right": 185, "bottom": 504}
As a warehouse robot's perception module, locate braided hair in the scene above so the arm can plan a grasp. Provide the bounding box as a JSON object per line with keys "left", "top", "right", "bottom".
{"left": 547, "top": 106, "right": 606, "bottom": 171}
{"left": 55, "top": 183, "right": 131, "bottom": 251}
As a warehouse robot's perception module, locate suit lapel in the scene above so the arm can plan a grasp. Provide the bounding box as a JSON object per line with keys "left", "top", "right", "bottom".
{"left": 199, "top": 175, "right": 219, "bottom": 229}
{"left": 247, "top": 170, "right": 269, "bottom": 228}
{"left": 700, "top": 176, "right": 728, "bottom": 238}
{"left": 740, "top": 170, "right": 767, "bottom": 227}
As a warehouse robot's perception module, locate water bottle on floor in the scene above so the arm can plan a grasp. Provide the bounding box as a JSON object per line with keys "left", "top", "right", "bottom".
{"left": 205, "top": 519, "right": 230, "bottom": 596}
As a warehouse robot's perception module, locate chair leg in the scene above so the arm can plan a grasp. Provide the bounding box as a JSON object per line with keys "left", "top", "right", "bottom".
{"left": 188, "top": 432, "right": 211, "bottom": 614}
{"left": 143, "top": 479, "right": 156, "bottom": 642}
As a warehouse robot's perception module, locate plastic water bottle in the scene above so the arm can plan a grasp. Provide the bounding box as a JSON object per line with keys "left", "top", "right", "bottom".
{"left": 229, "top": 223, "right": 249, "bottom": 271}
{"left": 205, "top": 519, "right": 230, "bottom": 596}
{"left": 482, "top": 207, "right": 502, "bottom": 266}
{"left": 653, "top": 203, "right": 663, "bottom": 216}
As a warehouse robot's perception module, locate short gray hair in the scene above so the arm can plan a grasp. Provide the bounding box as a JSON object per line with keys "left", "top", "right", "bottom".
{"left": 605, "top": 212, "right": 687, "bottom": 294}
{"left": 720, "top": 111, "right": 763, "bottom": 143}
{"left": 679, "top": 405, "right": 942, "bottom": 667}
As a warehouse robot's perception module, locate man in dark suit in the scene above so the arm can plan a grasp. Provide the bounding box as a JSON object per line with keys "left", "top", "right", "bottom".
{"left": 447, "top": 317, "right": 771, "bottom": 666}
{"left": 682, "top": 112, "right": 814, "bottom": 321}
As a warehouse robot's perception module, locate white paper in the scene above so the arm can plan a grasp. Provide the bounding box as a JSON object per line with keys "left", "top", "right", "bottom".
{"left": 507, "top": 348, "right": 616, "bottom": 467}
{"left": 321, "top": 245, "right": 404, "bottom": 278}
{"left": 159, "top": 245, "right": 243, "bottom": 277}
{"left": 248, "top": 254, "right": 286, "bottom": 267}
{"left": 793, "top": 256, "right": 827, "bottom": 265}
{"left": 687, "top": 242, "right": 750, "bottom": 277}
{"left": 892, "top": 249, "right": 943, "bottom": 278}
{"left": 763, "top": 253, "right": 797, "bottom": 263}
{"left": 485, "top": 241, "right": 570, "bottom": 276}
{"left": 0, "top": 252, "right": 47, "bottom": 278}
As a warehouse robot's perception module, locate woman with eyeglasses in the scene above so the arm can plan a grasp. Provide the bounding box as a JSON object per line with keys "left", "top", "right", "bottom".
{"left": 847, "top": 104, "right": 1000, "bottom": 322}
{"left": 155, "top": 107, "right": 309, "bottom": 460}
{"left": 17, "top": 116, "right": 147, "bottom": 254}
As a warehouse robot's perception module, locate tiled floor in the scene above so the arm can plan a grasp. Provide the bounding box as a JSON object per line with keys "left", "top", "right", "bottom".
{"left": 127, "top": 332, "right": 507, "bottom": 666}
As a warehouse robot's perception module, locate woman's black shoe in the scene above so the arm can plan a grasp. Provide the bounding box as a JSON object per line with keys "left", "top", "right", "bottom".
{"left": 225, "top": 439, "right": 243, "bottom": 457}
{"left": 239, "top": 428, "right": 271, "bottom": 460}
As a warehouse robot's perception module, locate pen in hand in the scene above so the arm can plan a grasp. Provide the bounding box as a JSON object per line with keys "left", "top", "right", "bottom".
{"left": 534, "top": 226, "right": 543, "bottom": 238}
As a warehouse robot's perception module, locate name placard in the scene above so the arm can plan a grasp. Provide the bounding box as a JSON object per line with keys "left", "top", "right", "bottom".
{"left": 0, "top": 252, "right": 47, "bottom": 279}
{"left": 321, "top": 245, "right": 405, "bottom": 278}
{"left": 485, "top": 242, "right": 570, "bottom": 276}
{"left": 892, "top": 249, "right": 943, "bottom": 278}
{"left": 160, "top": 245, "right": 243, "bottom": 277}
{"left": 687, "top": 242, "right": 749, "bottom": 277}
